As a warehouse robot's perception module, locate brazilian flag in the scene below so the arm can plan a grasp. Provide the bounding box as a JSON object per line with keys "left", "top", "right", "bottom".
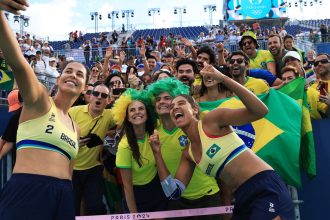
{"left": 199, "top": 89, "right": 303, "bottom": 187}
{"left": 279, "top": 77, "right": 316, "bottom": 179}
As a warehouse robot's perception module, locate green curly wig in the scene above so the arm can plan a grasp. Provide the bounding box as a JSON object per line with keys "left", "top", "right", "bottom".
{"left": 147, "top": 77, "right": 190, "bottom": 98}
{"left": 111, "top": 88, "right": 156, "bottom": 126}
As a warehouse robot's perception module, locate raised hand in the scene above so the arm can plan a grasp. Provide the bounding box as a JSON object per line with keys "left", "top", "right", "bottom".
{"left": 139, "top": 44, "right": 146, "bottom": 57}
{"left": 149, "top": 129, "right": 161, "bottom": 154}
{"left": 215, "top": 42, "right": 224, "bottom": 53}
{"left": 181, "top": 38, "right": 192, "bottom": 47}
{"left": 200, "top": 62, "right": 224, "bottom": 83}
{"left": 104, "top": 46, "right": 113, "bottom": 59}
{"left": 0, "top": 0, "right": 29, "bottom": 15}
{"left": 119, "top": 50, "right": 126, "bottom": 62}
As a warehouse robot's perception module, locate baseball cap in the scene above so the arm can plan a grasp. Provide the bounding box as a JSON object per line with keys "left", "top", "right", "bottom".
{"left": 282, "top": 51, "right": 301, "bottom": 63}
{"left": 49, "top": 57, "right": 57, "bottom": 62}
{"left": 239, "top": 31, "right": 259, "bottom": 49}
{"left": 8, "top": 89, "right": 22, "bottom": 112}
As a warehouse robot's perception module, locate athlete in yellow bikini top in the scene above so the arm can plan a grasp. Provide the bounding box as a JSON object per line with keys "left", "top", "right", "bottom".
{"left": 16, "top": 98, "right": 79, "bottom": 160}
{"left": 189, "top": 121, "right": 248, "bottom": 178}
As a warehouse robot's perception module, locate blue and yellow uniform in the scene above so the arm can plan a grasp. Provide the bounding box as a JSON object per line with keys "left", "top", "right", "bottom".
{"left": 17, "top": 99, "right": 78, "bottom": 160}
{"left": 116, "top": 135, "right": 167, "bottom": 212}
{"left": 0, "top": 98, "right": 78, "bottom": 220}
{"left": 158, "top": 123, "right": 221, "bottom": 219}
{"left": 190, "top": 121, "right": 294, "bottom": 219}
{"left": 189, "top": 121, "right": 248, "bottom": 178}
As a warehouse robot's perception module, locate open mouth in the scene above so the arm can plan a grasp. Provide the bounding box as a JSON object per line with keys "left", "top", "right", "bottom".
{"left": 95, "top": 101, "right": 101, "bottom": 105}
{"left": 174, "top": 112, "right": 184, "bottom": 120}
{"left": 65, "top": 80, "right": 77, "bottom": 86}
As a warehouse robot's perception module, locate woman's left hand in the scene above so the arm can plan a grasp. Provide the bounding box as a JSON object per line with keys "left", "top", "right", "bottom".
{"left": 200, "top": 62, "right": 225, "bottom": 83}
{"left": 0, "top": 0, "right": 29, "bottom": 15}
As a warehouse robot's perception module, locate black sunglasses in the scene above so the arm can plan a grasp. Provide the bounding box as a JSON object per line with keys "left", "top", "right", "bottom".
{"left": 314, "top": 59, "right": 330, "bottom": 67}
{"left": 229, "top": 58, "right": 245, "bottom": 65}
{"left": 85, "top": 90, "right": 93, "bottom": 95}
{"left": 92, "top": 91, "right": 108, "bottom": 99}
{"left": 242, "top": 41, "right": 253, "bottom": 46}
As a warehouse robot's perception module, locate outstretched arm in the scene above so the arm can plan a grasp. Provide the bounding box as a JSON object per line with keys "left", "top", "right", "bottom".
{"left": 0, "top": 4, "right": 48, "bottom": 108}
{"left": 200, "top": 63, "right": 269, "bottom": 129}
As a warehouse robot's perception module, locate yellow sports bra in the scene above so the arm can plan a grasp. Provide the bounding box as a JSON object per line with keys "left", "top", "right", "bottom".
{"left": 16, "top": 98, "right": 79, "bottom": 160}
{"left": 189, "top": 121, "right": 248, "bottom": 178}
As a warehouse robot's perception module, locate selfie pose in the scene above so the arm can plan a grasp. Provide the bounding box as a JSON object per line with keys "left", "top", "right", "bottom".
{"left": 149, "top": 63, "right": 294, "bottom": 219}
{"left": 0, "top": 2, "right": 88, "bottom": 219}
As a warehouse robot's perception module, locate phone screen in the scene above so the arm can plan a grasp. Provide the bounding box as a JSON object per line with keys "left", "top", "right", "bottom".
{"left": 319, "top": 82, "right": 328, "bottom": 96}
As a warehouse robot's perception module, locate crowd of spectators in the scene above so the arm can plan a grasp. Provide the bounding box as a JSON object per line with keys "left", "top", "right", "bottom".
{"left": 1, "top": 22, "right": 330, "bottom": 217}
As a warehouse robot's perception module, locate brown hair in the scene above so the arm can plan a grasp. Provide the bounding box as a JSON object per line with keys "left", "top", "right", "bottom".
{"left": 281, "top": 65, "right": 299, "bottom": 78}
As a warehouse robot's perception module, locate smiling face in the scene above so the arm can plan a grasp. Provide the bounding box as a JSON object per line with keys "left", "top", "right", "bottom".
{"left": 229, "top": 54, "right": 248, "bottom": 77}
{"left": 170, "top": 95, "right": 198, "bottom": 128}
{"left": 196, "top": 52, "right": 210, "bottom": 71}
{"left": 58, "top": 62, "right": 87, "bottom": 96}
{"left": 155, "top": 92, "right": 172, "bottom": 116}
{"left": 241, "top": 37, "right": 256, "bottom": 56}
{"left": 127, "top": 101, "right": 147, "bottom": 126}
{"left": 268, "top": 35, "right": 282, "bottom": 56}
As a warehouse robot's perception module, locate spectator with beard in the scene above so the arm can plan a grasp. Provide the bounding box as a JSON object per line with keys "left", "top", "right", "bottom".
{"left": 310, "top": 53, "right": 330, "bottom": 94}
{"left": 239, "top": 31, "right": 276, "bottom": 75}
{"left": 228, "top": 51, "right": 269, "bottom": 95}
{"left": 175, "top": 58, "right": 200, "bottom": 98}
{"left": 268, "top": 34, "right": 287, "bottom": 77}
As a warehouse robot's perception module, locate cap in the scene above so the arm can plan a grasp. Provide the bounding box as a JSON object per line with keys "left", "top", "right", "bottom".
{"left": 136, "top": 64, "right": 144, "bottom": 69}
{"left": 282, "top": 51, "right": 301, "bottom": 63}
{"left": 239, "top": 31, "right": 259, "bottom": 49}
{"left": 66, "top": 57, "right": 74, "bottom": 61}
{"left": 8, "top": 89, "right": 21, "bottom": 112}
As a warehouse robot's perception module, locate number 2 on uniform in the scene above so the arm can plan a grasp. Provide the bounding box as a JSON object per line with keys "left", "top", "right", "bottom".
{"left": 45, "top": 125, "right": 54, "bottom": 134}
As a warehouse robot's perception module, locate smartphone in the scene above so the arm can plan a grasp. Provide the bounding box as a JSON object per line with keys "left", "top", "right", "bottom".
{"left": 318, "top": 82, "right": 328, "bottom": 96}
{"left": 113, "top": 88, "right": 126, "bottom": 95}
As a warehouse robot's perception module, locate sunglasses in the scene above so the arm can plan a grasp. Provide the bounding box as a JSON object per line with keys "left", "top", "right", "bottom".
{"left": 85, "top": 90, "right": 93, "bottom": 95}
{"left": 314, "top": 59, "right": 330, "bottom": 67}
{"left": 92, "top": 69, "right": 99, "bottom": 72}
{"left": 229, "top": 58, "right": 245, "bottom": 65}
{"left": 92, "top": 91, "right": 109, "bottom": 99}
{"left": 242, "top": 41, "right": 253, "bottom": 47}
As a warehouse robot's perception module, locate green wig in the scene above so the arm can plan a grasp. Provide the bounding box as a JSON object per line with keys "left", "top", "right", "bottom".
{"left": 112, "top": 88, "right": 156, "bottom": 126}
{"left": 147, "top": 77, "right": 190, "bottom": 98}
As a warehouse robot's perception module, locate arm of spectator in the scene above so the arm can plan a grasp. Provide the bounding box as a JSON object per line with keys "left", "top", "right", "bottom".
{"left": 118, "top": 50, "right": 126, "bottom": 67}
{"left": 102, "top": 46, "right": 113, "bottom": 78}
{"left": 0, "top": 8, "right": 49, "bottom": 110}
{"left": 216, "top": 43, "right": 226, "bottom": 66}
{"left": 120, "top": 168, "right": 138, "bottom": 213}
{"left": 181, "top": 38, "right": 196, "bottom": 59}
{"left": 0, "top": 141, "right": 14, "bottom": 160}
{"left": 266, "top": 61, "right": 277, "bottom": 76}
{"left": 139, "top": 44, "right": 151, "bottom": 74}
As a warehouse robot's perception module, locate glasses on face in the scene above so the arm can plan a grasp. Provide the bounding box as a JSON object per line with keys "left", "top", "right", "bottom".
{"left": 242, "top": 41, "right": 253, "bottom": 47}
{"left": 92, "top": 69, "right": 99, "bottom": 72}
{"left": 314, "top": 59, "right": 330, "bottom": 67}
{"left": 229, "top": 58, "right": 245, "bottom": 65}
{"left": 92, "top": 91, "right": 108, "bottom": 99}
{"left": 85, "top": 90, "right": 93, "bottom": 95}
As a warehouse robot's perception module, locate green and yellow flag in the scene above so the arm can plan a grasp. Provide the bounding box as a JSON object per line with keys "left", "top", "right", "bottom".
{"left": 199, "top": 89, "right": 303, "bottom": 187}
{"left": 0, "top": 58, "right": 14, "bottom": 92}
{"left": 279, "top": 77, "right": 316, "bottom": 178}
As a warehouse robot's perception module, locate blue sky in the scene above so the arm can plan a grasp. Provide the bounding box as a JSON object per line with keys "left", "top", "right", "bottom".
{"left": 5, "top": 0, "right": 329, "bottom": 40}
